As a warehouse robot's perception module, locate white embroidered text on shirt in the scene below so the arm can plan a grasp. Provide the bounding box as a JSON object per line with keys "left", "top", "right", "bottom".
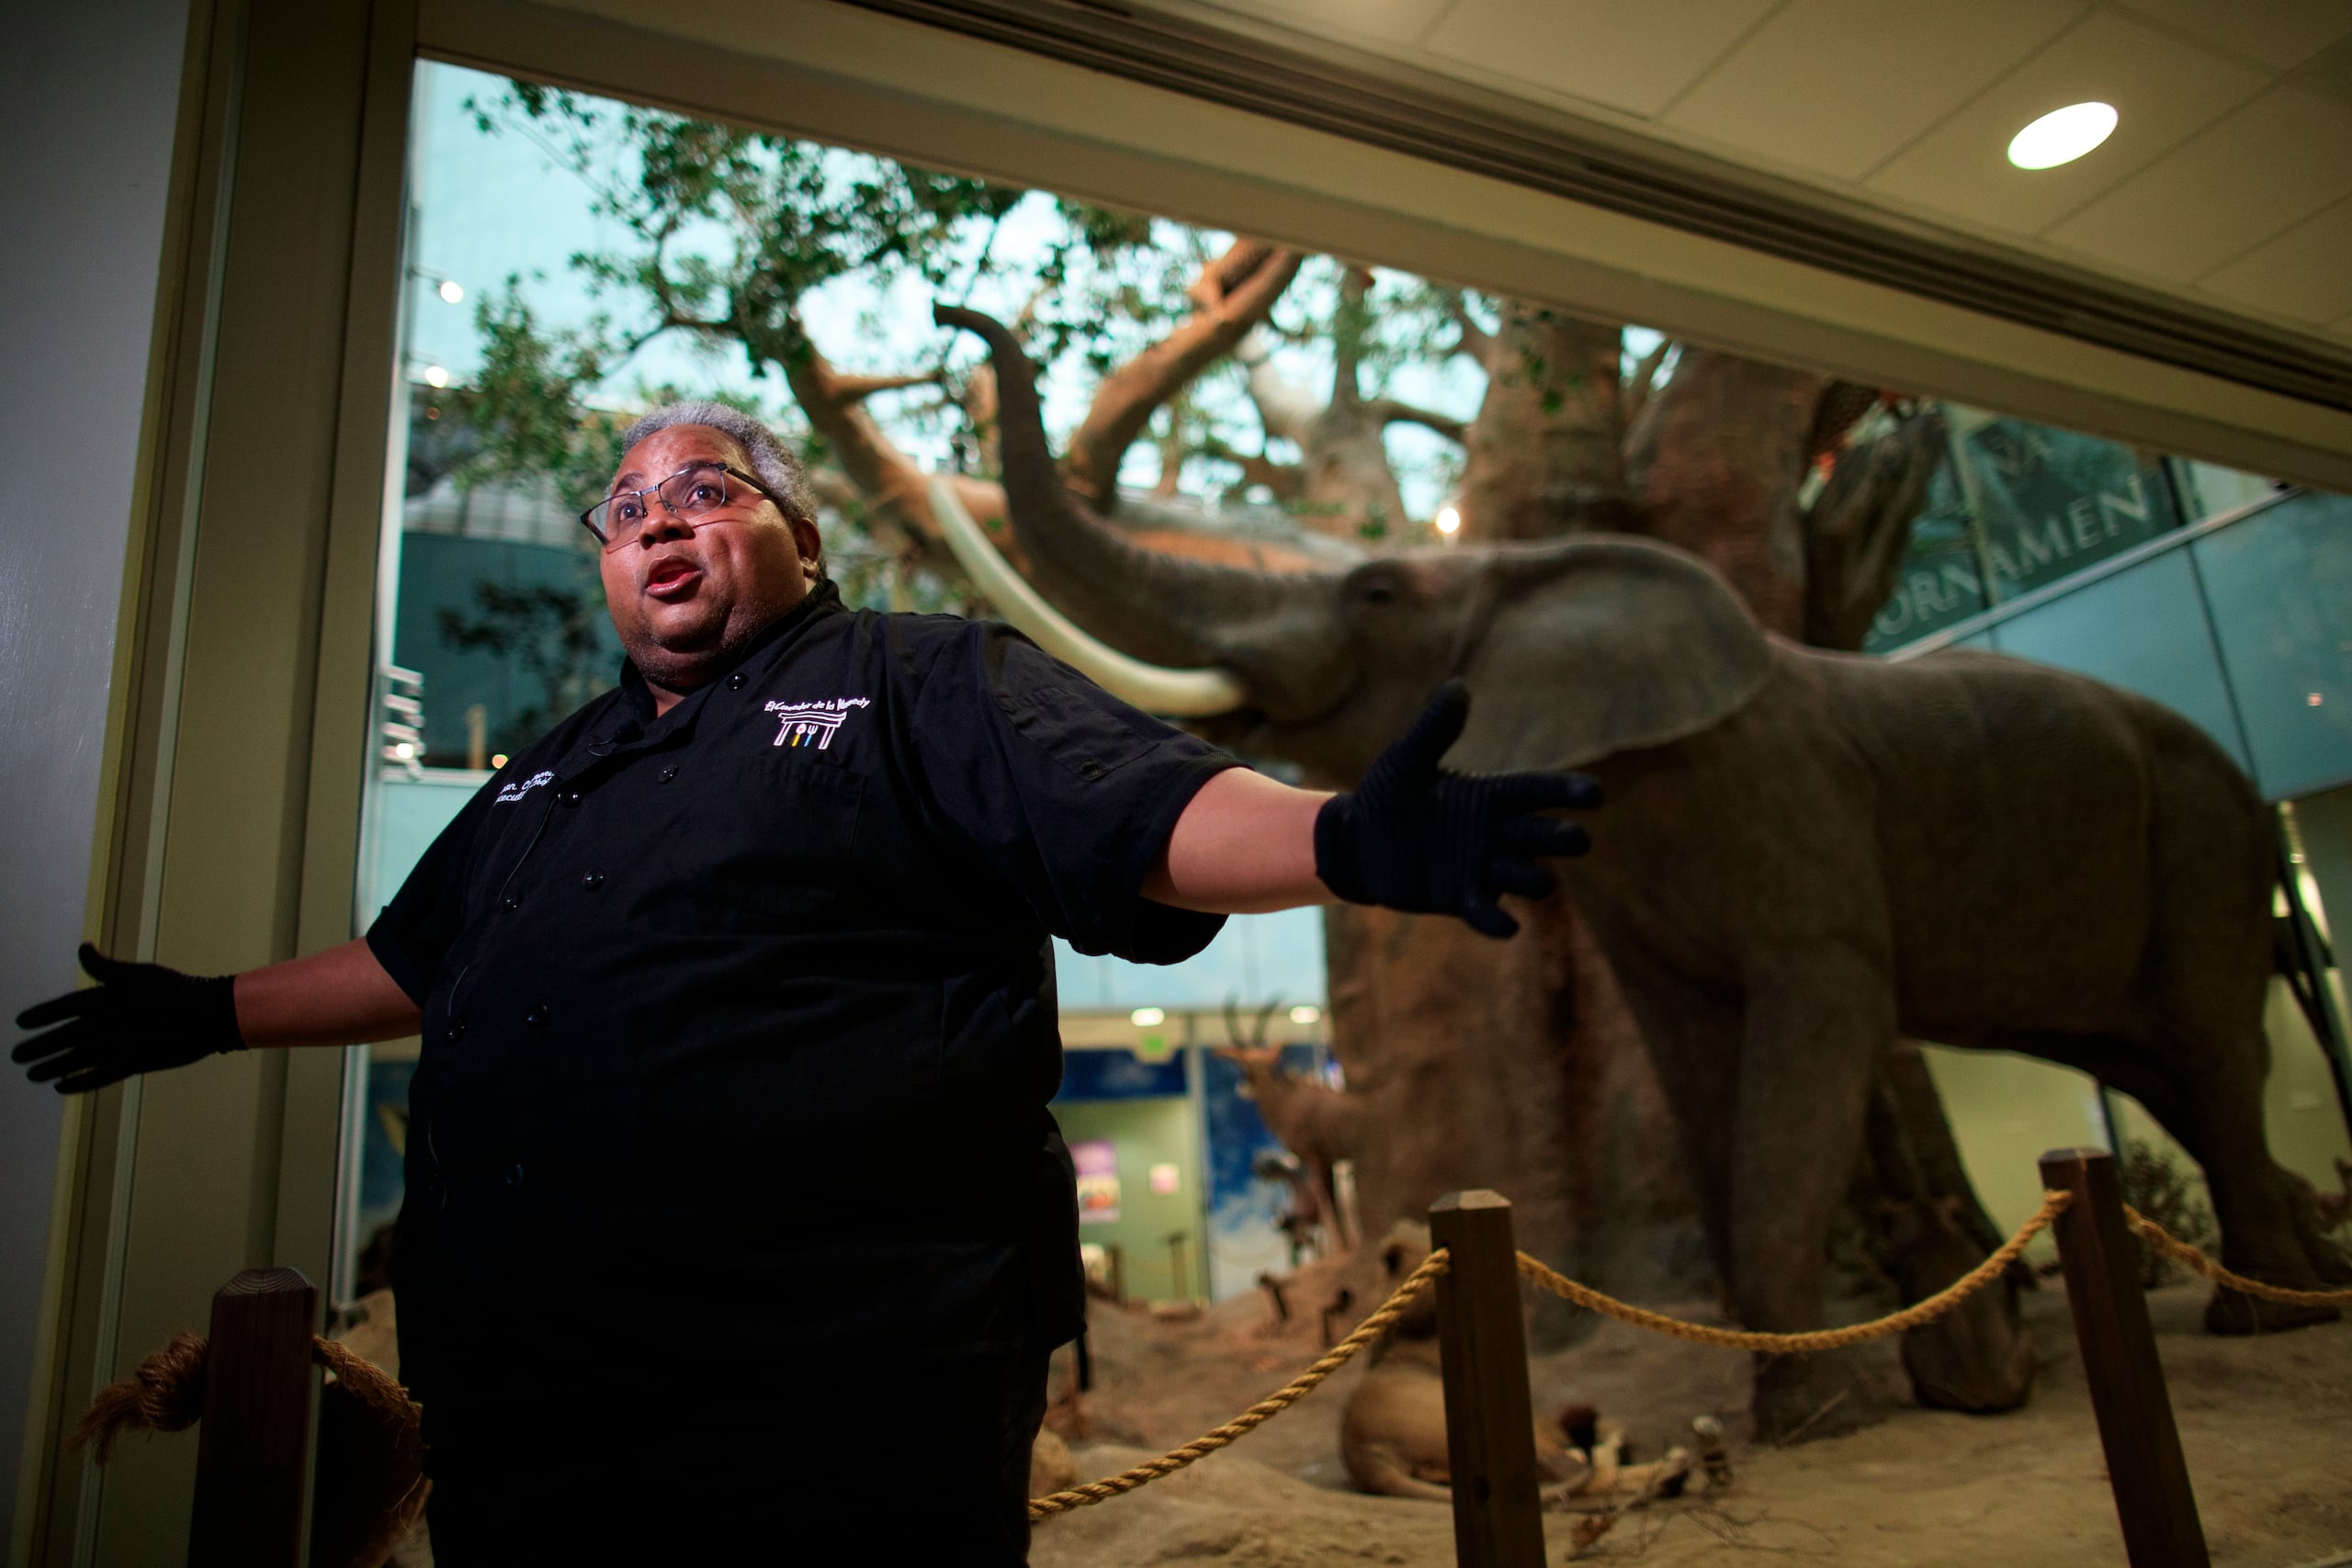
{"left": 765, "top": 697, "right": 872, "bottom": 750}
{"left": 494, "top": 770, "right": 556, "bottom": 805}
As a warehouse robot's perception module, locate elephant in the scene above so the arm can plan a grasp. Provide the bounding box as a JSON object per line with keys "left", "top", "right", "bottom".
{"left": 931, "top": 307, "right": 2351, "bottom": 1440}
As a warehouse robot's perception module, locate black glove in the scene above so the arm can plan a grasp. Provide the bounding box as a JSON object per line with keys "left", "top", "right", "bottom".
{"left": 13, "top": 943, "right": 243, "bottom": 1094}
{"left": 1314, "top": 681, "right": 1600, "bottom": 940}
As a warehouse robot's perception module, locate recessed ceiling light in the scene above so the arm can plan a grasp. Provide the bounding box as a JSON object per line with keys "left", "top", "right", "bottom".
{"left": 2007, "top": 102, "right": 2117, "bottom": 170}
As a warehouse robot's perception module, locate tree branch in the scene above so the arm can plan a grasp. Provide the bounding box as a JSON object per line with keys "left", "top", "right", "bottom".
{"left": 1327, "top": 265, "right": 1373, "bottom": 410}
{"left": 781, "top": 321, "right": 1020, "bottom": 585}
{"left": 1239, "top": 326, "right": 1320, "bottom": 446}
{"left": 1236, "top": 454, "right": 1305, "bottom": 502}
{"left": 1622, "top": 339, "right": 1671, "bottom": 429}
{"left": 1449, "top": 299, "right": 1495, "bottom": 367}
{"left": 1369, "top": 399, "right": 1466, "bottom": 445}
{"left": 1062, "top": 237, "right": 1306, "bottom": 506}
{"left": 1802, "top": 401, "right": 1947, "bottom": 650}
{"left": 829, "top": 369, "right": 944, "bottom": 405}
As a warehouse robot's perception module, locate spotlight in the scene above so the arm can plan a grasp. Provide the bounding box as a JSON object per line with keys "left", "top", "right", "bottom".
{"left": 2007, "top": 103, "right": 2117, "bottom": 170}
{"left": 1435, "top": 506, "right": 1462, "bottom": 536}
{"left": 437, "top": 279, "right": 465, "bottom": 304}
{"left": 423, "top": 365, "right": 449, "bottom": 389}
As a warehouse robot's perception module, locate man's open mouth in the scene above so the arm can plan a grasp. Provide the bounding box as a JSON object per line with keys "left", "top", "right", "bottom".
{"left": 645, "top": 557, "right": 702, "bottom": 598}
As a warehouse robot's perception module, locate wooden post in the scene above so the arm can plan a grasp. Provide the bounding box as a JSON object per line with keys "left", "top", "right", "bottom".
{"left": 2039, "top": 1148, "right": 2210, "bottom": 1568}
{"left": 1429, "top": 1190, "right": 1545, "bottom": 1568}
{"left": 187, "top": 1267, "right": 318, "bottom": 1568}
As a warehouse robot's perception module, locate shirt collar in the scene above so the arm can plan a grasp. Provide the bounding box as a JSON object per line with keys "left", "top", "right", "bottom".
{"left": 614, "top": 579, "right": 844, "bottom": 726}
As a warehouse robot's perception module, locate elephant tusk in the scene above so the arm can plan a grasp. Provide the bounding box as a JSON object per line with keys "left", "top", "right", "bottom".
{"left": 929, "top": 477, "right": 1249, "bottom": 717}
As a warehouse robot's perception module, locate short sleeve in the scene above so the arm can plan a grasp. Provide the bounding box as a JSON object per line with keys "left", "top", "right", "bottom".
{"left": 911, "top": 623, "right": 1242, "bottom": 963}
{"left": 364, "top": 774, "right": 502, "bottom": 1006}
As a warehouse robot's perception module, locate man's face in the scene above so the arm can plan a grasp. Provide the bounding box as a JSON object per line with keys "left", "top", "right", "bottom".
{"left": 597, "top": 425, "right": 821, "bottom": 695}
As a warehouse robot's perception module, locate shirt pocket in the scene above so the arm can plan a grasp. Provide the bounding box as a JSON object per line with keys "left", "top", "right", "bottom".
{"left": 630, "top": 751, "right": 866, "bottom": 934}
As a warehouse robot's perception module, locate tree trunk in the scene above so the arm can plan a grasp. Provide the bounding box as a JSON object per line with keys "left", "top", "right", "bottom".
{"left": 1631, "top": 348, "right": 1823, "bottom": 637}
{"left": 1306, "top": 307, "right": 1714, "bottom": 1330}
{"left": 1457, "top": 305, "right": 1629, "bottom": 542}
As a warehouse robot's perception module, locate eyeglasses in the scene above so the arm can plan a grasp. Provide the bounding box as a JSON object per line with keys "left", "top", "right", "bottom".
{"left": 581, "top": 460, "right": 786, "bottom": 551}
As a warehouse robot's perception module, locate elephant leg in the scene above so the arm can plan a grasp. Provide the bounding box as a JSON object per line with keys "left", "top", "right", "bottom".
{"left": 1879, "top": 1041, "right": 2009, "bottom": 1262}
{"left": 2160, "top": 1057, "right": 2340, "bottom": 1333}
{"left": 1606, "top": 948, "right": 1744, "bottom": 1293}
{"left": 1730, "top": 942, "right": 1895, "bottom": 1443}
{"left": 1860, "top": 1072, "right": 2037, "bottom": 1415}
{"left": 2076, "top": 1037, "right": 2344, "bottom": 1331}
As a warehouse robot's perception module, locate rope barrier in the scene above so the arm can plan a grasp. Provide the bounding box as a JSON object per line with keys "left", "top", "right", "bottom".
{"left": 68, "top": 1331, "right": 209, "bottom": 1461}
{"left": 1026, "top": 1246, "right": 1452, "bottom": 1520}
{"left": 71, "top": 1335, "right": 422, "bottom": 1461}
{"left": 1516, "top": 1190, "right": 2073, "bottom": 1354}
{"left": 64, "top": 1186, "right": 2344, "bottom": 1540}
{"left": 2122, "top": 1205, "right": 2352, "bottom": 1308}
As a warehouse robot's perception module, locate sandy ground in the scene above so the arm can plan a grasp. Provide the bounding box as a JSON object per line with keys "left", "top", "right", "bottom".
{"left": 1031, "top": 1270, "right": 2352, "bottom": 1568}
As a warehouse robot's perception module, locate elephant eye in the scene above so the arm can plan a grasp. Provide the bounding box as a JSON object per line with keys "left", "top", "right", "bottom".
{"left": 1360, "top": 582, "right": 1396, "bottom": 606}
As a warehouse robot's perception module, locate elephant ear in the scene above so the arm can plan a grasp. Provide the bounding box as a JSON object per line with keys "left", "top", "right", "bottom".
{"left": 1449, "top": 536, "right": 1773, "bottom": 773}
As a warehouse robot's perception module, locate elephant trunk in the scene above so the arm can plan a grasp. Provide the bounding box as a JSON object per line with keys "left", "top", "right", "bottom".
{"left": 935, "top": 304, "right": 1328, "bottom": 674}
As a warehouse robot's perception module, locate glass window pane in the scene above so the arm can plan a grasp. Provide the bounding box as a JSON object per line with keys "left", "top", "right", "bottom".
{"left": 2171, "top": 457, "right": 2285, "bottom": 523}
{"left": 2194, "top": 491, "right": 2352, "bottom": 800}
{"left": 1952, "top": 411, "right": 2182, "bottom": 600}
{"left": 1984, "top": 547, "right": 2252, "bottom": 777}
{"left": 1861, "top": 456, "right": 1986, "bottom": 652}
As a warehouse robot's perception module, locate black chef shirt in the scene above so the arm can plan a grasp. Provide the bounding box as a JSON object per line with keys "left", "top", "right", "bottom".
{"left": 366, "top": 581, "right": 1238, "bottom": 1437}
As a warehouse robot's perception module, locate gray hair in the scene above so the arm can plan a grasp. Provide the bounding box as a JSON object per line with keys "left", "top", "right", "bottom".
{"left": 618, "top": 401, "right": 822, "bottom": 572}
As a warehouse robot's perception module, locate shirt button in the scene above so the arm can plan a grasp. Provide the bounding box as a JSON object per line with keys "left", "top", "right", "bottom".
{"left": 500, "top": 893, "right": 522, "bottom": 912}
{"left": 582, "top": 869, "right": 605, "bottom": 890}
{"left": 447, "top": 1019, "right": 468, "bottom": 1043}
{"left": 503, "top": 1163, "right": 526, "bottom": 1190}
{"left": 658, "top": 765, "right": 678, "bottom": 784}
{"left": 1080, "top": 760, "right": 1103, "bottom": 779}
{"left": 726, "top": 672, "right": 749, "bottom": 691}
{"left": 558, "top": 789, "right": 582, "bottom": 807}
{"left": 525, "top": 1004, "right": 551, "bottom": 1028}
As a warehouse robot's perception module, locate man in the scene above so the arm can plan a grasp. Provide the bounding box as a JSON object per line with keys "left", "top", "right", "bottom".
{"left": 17, "top": 401, "right": 1597, "bottom": 1562}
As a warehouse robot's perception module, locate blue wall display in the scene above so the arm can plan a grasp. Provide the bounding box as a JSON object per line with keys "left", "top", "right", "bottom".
{"left": 1057, "top": 1047, "right": 1188, "bottom": 1101}
{"left": 1201, "top": 1043, "right": 1330, "bottom": 1301}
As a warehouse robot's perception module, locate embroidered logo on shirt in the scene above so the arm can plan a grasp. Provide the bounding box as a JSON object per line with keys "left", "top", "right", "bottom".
{"left": 494, "top": 769, "right": 556, "bottom": 805}
{"left": 764, "top": 697, "right": 871, "bottom": 750}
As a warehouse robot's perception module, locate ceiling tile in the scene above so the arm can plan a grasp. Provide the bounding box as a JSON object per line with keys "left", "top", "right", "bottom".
{"left": 1663, "top": 0, "right": 2085, "bottom": 182}
{"left": 2045, "top": 86, "right": 2352, "bottom": 279}
{"left": 2113, "top": 0, "right": 2351, "bottom": 72}
{"left": 1422, "top": 0, "right": 1784, "bottom": 118}
{"left": 1865, "top": 10, "right": 2267, "bottom": 233}
{"left": 1189, "top": 0, "right": 1454, "bottom": 46}
{"left": 2284, "top": 32, "right": 2352, "bottom": 107}
{"left": 2197, "top": 196, "right": 2352, "bottom": 321}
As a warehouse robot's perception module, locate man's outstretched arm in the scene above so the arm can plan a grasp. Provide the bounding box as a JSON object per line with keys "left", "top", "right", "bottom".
{"left": 234, "top": 940, "right": 424, "bottom": 1046}
{"left": 1143, "top": 682, "right": 1600, "bottom": 939}
{"left": 14, "top": 939, "right": 422, "bottom": 1094}
{"left": 1144, "top": 767, "right": 1332, "bottom": 915}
